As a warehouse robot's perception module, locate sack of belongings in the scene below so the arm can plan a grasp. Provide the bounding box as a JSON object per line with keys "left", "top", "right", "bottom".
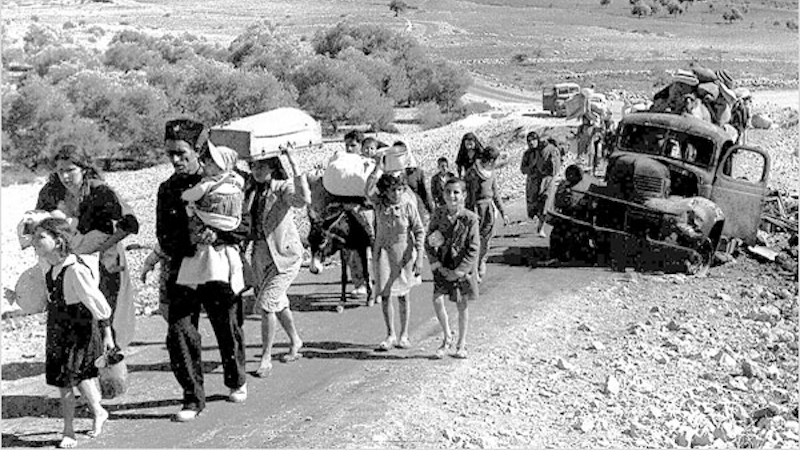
{"left": 323, "top": 152, "right": 375, "bottom": 197}
{"left": 566, "top": 88, "right": 609, "bottom": 121}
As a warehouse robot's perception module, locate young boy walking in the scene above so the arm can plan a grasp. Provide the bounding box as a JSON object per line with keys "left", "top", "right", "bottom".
{"left": 430, "top": 156, "right": 455, "bottom": 209}
{"left": 425, "top": 178, "right": 481, "bottom": 359}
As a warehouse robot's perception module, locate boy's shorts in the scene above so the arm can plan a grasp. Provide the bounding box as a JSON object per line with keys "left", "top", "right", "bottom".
{"left": 432, "top": 272, "right": 478, "bottom": 303}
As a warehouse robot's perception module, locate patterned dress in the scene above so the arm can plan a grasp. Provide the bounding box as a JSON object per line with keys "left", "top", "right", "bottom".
{"left": 370, "top": 192, "right": 425, "bottom": 298}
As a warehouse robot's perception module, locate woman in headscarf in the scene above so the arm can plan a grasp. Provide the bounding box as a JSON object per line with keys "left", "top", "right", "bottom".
{"left": 36, "top": 144, "right": 139, "bottom": 351}
{"left": 455, "top": 133, "right": 485, "bottom": 178}
{"left": 520, "top": 131, "right": 561, "bottom": 238}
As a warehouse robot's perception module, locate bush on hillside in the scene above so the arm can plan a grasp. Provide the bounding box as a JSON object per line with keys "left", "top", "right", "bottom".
{"left": 175, "top": 59, "right": 297, "bottom": 126}
{"left": 336, "top": 47, "right": 410, "bottom": 103}
{"left": 22, "top": 24, "right": 70, "bottom": 54}
{"left": 416, "top": 102, "right": 449, "bottom": 130}
{"left": 228, "top": 21, "right": 308, "bottom": 81}
{"left": 311, "top": 21, "right": 413, "bottom": 59}
{"left": 30, "top": 45, "right": 99, "bottom": 78}
{"left": 292, "top": 57, "right": 394, "bottom": 131}
{"left": 722, "top": 7, "right": 743, "bottom": 23}
{"left": 2, "top": 76, "right": 112, "bottom": 168}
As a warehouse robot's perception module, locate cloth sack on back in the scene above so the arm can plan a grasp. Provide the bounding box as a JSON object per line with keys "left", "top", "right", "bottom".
{"left": 323, "top": 152, "right": 376, "bottom": 197}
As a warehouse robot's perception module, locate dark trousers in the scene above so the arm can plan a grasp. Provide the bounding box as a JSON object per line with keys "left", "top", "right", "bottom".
{"left": 166, "top": 281, "right": 246, "bottom": 411}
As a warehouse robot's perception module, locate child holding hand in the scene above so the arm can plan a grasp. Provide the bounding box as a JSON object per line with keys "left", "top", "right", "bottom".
{"left": 426, "top": 178, "right": 481, "bottom": 359}
{"left": 32, "top": 217, "right": 115, "bottom": 448}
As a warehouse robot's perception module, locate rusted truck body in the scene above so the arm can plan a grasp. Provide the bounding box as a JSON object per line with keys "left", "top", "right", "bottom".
{"left": 547, "top": 112, "right": 771, "bottom": 274}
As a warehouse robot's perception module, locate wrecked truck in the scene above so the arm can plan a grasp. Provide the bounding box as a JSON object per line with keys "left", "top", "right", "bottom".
{"left": 547, "top": 112, "right": 771, "bottom": 274}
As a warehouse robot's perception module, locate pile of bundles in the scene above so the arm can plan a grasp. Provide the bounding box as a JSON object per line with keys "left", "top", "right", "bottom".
{"left": 565, "top": 87, "right": 611, "bottom": 123}
{"left": 323, "top": 143, "right": 412, "bottom": 197}
{"left": 650, "top": 66, "right": 753, "bottom": 140}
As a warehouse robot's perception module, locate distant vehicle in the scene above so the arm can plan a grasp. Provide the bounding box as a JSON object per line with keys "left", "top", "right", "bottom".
{"left": 547, "top": 112, "right": 771, "bottom": 275}
{"left": 542, "top": 82, "right": 580, "bottom": 117}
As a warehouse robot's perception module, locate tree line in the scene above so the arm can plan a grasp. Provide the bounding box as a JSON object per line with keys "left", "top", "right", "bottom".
{"left": 2, "top": 20, "right": 472, "bottom": 170}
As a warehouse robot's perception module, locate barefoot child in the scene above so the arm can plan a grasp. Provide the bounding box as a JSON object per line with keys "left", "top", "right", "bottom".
{"left": 425, "top": 178, "right": 481, "bottom": 359}
{"left": 32, "top": 217, "right": 115, "bottom": 448}
{"left": 365, "top": 159, "right": 425, "bottom": 351}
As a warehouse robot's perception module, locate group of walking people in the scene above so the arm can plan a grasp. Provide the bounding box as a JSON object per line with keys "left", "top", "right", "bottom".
{"left": 28, "top": 117, "right": 563, "bottom": 448}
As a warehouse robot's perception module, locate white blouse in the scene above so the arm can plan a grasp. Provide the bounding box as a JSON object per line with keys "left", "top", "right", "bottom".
{"left": 48, "top": 254, "right": 112, "bottom": 321}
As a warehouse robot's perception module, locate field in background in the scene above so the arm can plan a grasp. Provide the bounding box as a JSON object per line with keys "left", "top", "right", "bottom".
{"left": 3, "top": 0, "right": 797, "bottom": 96}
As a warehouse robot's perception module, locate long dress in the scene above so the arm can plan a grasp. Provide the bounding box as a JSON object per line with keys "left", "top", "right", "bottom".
{"left": 521, "top": 142, "right": 561, "bottom": 220}
{"left": 37, "top": 176, "right": 138, "bottom": 349}
{"left": 370, "top": 192, "right": 425, "bottom": 298}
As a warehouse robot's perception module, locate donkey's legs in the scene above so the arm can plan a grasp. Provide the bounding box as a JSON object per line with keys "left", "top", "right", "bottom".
{"left": 338, "top": 250, "right": 348, "bottom": 313}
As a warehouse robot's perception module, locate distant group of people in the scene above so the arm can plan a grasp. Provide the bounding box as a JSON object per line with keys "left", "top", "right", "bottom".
{"left": 27, "top": 116, "right": 571, "bottom": 447}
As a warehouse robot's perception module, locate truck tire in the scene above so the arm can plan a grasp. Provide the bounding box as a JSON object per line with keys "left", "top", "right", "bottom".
{"left": 685, "top": 238, "right": 713, "bottom": 277}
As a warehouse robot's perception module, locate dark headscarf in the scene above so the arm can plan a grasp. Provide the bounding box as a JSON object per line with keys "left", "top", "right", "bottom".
{"left": 456, "top": 132, "right": 484, "bottom": 174}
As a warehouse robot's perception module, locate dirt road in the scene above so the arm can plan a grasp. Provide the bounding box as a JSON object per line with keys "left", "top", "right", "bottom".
{"left": 1, "top": 200, "right": 605, "bottom": 448}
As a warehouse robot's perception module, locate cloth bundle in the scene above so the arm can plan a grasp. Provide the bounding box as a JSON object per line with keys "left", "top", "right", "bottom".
{"left": 322, "top": 152, "right": 376, "bottom": 197}
{"left": 650, "top": 66, "right": 741, "bottom": 129}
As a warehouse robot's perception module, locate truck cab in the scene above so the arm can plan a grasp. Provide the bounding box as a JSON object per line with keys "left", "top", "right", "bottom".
{"left": 543, "top": 82, "right": 580, "bottom": 117}
{"left": 548, "top": 112, "right": 771, "bottom": 273}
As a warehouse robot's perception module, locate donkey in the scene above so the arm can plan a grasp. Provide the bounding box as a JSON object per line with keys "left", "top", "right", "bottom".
{"left": 306, "top": 172, "right": 374, "bottom": 312}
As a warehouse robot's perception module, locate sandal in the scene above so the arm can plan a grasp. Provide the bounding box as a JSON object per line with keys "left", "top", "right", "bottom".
{"left": 376, "top": 336, "right": 397, "bottom": 352}
{"left": 452, "top": 347, "right": 468, "bottom": 359}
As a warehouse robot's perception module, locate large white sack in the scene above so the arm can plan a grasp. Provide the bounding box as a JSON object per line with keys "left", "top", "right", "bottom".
{"left": 323, "top": 152, "right": 375, "bottom": 197}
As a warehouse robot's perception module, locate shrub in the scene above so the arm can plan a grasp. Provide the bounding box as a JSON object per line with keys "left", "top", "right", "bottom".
{"left": 389, "top": 0, "right": 409, "bottom": 16}
{"left": 511, "top": 53, "right": 528, "bottom": 64}
{"left": 23, "top": 24, "right": 67, "bottom": 54}
{"left": 104, "top": 41, "right": 164, "bottom": 72}
{"left": 416, "top": 102, "right": 448, "bottom": 130}
{"left": 228, "top": 21, "right": 309, "bottom": 81}
{"left": 311, "top": 21, "right": 415, "bottom": 59}
{"left": 406, "top": 58, "right": 471, "bottom": 111}
{"left": 632, "top": 3, "right": 651, "bottom": 16}
{"left": 2, "top": 76, "right": 110, "bottom": 168}
{"left": 87, "top": 25, "right": 105, "bottom": 37}
{"left": 292, "top": 57, "right": 394, "bottom": 130}
{"left": 723, "top": 7, "right": 744, "bottom": 23}
{"left": 787, "top": 19, "right": 798, "bottom": 31}
{"left": 175, "top": 59, "right": 297, "bottom": 126}
{"left": 30, "top": 44, "right": 99, "bottom": 78}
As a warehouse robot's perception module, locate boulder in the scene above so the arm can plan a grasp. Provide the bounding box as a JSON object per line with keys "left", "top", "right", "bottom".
{"left": 752, "top": 113, "right": 774, "bottom": 129}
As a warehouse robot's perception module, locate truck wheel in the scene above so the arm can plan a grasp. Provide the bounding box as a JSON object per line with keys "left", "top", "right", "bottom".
{"left": 686, "top": 240, "right": 713, "bottom": 277}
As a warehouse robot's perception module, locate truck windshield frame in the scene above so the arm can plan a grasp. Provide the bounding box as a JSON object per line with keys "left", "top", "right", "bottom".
{"left": 617, "top": 123, "right": 715, "bottom": 169}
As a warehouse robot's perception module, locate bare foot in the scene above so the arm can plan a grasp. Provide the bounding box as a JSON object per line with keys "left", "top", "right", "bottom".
{"left": 87, "top": 409, "right": 108, "bottom": 438}
{"left": 58, "top": 435, "right": 77, "bottom": 449}
{"left": 254, "top": 360, "right": 273, "bottom": 378}
{"left": 282, "top": 340, "right": 303, "bottom": 363}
